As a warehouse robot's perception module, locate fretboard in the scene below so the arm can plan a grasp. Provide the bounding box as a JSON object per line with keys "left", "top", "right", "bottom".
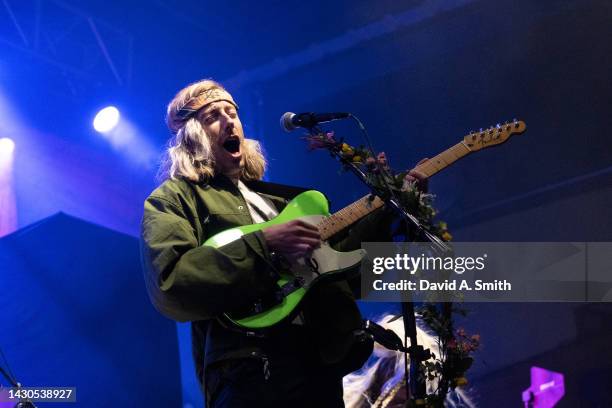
{"left": 413, "top": 141, "right": 471, "bottom": 178}
{"left": 317, "top": 194, "right": 385, "bottom": 240}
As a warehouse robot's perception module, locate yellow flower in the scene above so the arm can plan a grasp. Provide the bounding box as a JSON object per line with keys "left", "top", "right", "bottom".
{"left": 454, "top": 377, "right": 468, "bottom": 387}
{"left": 341, "top": 143, "right": 351, "bottom": 152}
{"left": 352, "top": 155, "right": 362, "bottom": 162}
{"left": 441, "top": 231, "right": 453, "bottom": 241}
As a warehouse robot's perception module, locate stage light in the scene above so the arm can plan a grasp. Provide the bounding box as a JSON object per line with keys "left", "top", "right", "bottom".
{"left": 0, "top": 137, "right": 16, "bottom": 238}
{"left": 0, "top": 137, "right": 15, "bottom": 155}
{"left": 93, "top": 106, "right": 120, "bottom": 133}
{"left": 91, "top": 106, "right": 156, "bottom": 168}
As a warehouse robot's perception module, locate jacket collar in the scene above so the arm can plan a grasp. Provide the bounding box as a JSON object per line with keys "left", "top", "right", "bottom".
{"left": 206, "top": 174, "right": 312, "bottom": 201}
{"left": 243, "top": 179, "right": 311, "bottom": 201}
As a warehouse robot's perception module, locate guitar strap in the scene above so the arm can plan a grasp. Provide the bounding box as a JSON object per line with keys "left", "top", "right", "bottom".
{"left": 237, "top": 181, "right": 278, "bottom": 223}
{"left": 244, "top": 179, "right": 312, "bottom": 201}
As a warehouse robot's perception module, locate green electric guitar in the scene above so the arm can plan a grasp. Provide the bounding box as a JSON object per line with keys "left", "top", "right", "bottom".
{"left": 203, "top": 120, "right": 527, "bottom": 331}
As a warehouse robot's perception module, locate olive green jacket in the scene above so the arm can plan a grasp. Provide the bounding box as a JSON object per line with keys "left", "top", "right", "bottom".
{"left": 140, "top": 174, "right": 393, "bottom": 374}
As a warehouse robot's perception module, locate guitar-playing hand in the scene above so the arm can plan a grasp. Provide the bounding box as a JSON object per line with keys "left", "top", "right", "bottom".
{"left": 403, "top": 158, "right": 430, "bottom": 192}
{"left": 262, "top": 219, "right": 321, "bottom": 264}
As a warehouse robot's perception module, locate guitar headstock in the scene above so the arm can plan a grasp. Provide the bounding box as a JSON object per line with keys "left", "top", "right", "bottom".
{"left": 463, "top": 119, "right": 526, "bottom": 151}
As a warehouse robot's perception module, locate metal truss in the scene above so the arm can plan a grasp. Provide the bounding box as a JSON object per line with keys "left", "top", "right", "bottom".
{"left": 0, "top": 0, "right": 133, "bottom": 87}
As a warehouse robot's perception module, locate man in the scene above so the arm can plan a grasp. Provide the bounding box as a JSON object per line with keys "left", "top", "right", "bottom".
{"left": 140, "top": 79, "right": 426, "bottom": 407}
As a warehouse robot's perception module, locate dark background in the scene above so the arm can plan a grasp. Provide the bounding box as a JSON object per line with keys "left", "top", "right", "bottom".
{"left": 1, "top": 0, "right": 611, "bottom": 406}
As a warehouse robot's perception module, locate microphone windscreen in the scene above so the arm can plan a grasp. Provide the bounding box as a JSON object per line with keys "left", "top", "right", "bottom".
{"left": 280, "top": 112, "right": 296, "bottom": 132}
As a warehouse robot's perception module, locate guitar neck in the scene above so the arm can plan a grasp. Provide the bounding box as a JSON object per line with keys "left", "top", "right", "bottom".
{"left": 315, "top": 120, "right": 525, "bottom": 238}
{"left": 318, "top": 195, "right": 385, "bottom": 241}
{"left": 414, "top": 141, "right": 472, "bottom": 178}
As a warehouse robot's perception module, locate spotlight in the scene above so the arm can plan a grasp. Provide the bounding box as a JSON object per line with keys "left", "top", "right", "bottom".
{"left": 0, "top": 137, "right": 15, "bottom": 155}
{"left": 93, "top": 106, "right": 120, "bottom": 133}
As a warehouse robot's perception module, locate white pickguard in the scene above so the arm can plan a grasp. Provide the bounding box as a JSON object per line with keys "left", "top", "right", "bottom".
{"left": 290, "top": 215, "right": 367, "bottom": 288}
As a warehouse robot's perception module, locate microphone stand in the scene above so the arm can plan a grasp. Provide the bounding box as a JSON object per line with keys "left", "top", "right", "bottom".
{"left": 310, "top": 127, "right": 451, "bottom": 406}
{"left": 0, "top": 365, "right": 37, "bottom": 408}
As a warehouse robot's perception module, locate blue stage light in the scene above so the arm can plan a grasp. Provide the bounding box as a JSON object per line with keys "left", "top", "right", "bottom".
{"left": 0, "top": 137, "right": 15, "bottom": 155}
{"left": 93, "top": 106, "right": 120, "bottom": 133}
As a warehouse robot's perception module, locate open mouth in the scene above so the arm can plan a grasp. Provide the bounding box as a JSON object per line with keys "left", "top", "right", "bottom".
{"left": 222, "top": 137, "right": 241, "bottom": 154}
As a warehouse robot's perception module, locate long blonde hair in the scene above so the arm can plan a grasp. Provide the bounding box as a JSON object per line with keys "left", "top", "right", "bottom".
{"left": 159, "top": 79, "right": 266, "bottom": 182}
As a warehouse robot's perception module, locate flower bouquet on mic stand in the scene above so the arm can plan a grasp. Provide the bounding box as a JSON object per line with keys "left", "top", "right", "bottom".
{"left": 302, "top": 127, "right": 479, "bottom": 407}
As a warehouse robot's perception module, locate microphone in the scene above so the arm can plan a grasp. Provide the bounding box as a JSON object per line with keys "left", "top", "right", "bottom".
{"left": 280, "top": 111, "right": 351, "bottom": 132}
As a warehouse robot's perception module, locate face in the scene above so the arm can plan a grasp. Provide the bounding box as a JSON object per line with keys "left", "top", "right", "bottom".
{"left": 197, "top": 99, "right": 244, "bottom": 178}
